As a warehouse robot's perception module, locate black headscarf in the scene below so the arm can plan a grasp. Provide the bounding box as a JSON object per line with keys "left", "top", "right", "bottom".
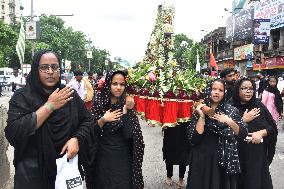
{"left": 5, "top": 50, "right": 94, "bottom": 189}
{"left": 229, "top": 78, "right": 278, "bottom": 164}
{"left": 91, "top": 70, "right": 145, "bottom": 189}
{"left": 187, "top": 79, "right": 247, "bottom": 175}
{"left": 26, "top": 50, "right": 61, "bottom": 98}
{"left": 93, "top": 70, "right": 127, "bottom": 131}
{"left": 231, "top": 78, "right": 257, "bottom": 111}
{"left": 265, "top": 76, "right": 283, "bottom": 114}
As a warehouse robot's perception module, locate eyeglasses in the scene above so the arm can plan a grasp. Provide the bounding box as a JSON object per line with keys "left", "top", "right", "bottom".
{"left": 240, "top": 87, "right": 254, "bottom": 93}
{"left": 39, "top": 64, "right": 60, "bottom": 73}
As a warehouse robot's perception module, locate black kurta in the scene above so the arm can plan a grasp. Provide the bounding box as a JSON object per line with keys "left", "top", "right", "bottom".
{"left": 229, "top": 100, "right": 277, "bottom": 189}
{"left": 186, "top": 104, "right": 247, "bottom": 189}
{"left": 5, "top": 88, "right": 94, "bottom": 189}
{"left": 88, "top": 70, "right": 144, "bottom": 189}
{"left": 187, "top": 129, "right": 236, "bottom": 189}
{"left": 94, "top": 113, "right": 133, "bottom": 189}
{"left": 5, "top": 50, "right": 95, "bottom": 189}
{"left": 238, "top": 138, "right": 273, "bottom": 189}
{"left": 163, "top": 122, "right": 190, "bottom": 165}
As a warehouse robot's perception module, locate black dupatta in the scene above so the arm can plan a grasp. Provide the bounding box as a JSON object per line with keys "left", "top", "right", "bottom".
{"left": 91, "top": 70, "right": 145, "bottom": 189}
{"left": 187, "top": 79, "right": 247, "bottom": 175}
{"left": 229, "top": 78, "right": 278, "bottom": 164}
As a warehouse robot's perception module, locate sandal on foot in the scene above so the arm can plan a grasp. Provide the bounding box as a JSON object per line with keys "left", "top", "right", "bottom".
{"left": 165, "top": 178, "right": 173, "bottom": 186}
{"left": 177, "top": 181, "right": 185, "bottom": 188}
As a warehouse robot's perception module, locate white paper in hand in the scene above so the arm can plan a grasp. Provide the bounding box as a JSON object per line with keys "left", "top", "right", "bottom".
{"left": 55, "top": 154, "right": 83, "bottom": 189}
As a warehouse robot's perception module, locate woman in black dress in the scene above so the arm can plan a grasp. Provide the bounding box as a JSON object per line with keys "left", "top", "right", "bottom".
{"left": 87, "top": 70, "right": 144, "bottom": 189}
{"left": 186, "top": 79, "right": 247, "bottom": 189}
{"left": 228, "top": 78, "right": 277, "bottom": 189}
{"left": 5, "top": 50, "right": 94, "bottom": 189}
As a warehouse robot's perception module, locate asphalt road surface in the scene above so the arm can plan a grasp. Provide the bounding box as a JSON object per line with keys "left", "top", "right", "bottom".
{"left": 1, "top": 94, "right": 284, "bottom": 189}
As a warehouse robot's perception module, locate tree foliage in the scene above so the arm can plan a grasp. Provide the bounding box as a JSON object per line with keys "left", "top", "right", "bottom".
{"left": 0, "top": 20, "right": 19, "bottom": 68}
{"left": 0, "top": 15, "right": 110, "bottom": 73}
{"left": 173, "top": 33, "right": 206, "bottom": 70}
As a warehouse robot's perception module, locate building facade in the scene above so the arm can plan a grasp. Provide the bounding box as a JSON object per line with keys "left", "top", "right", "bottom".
{"left": 202, "top": 0, "right": 284, "bottom": 77}
{"left": 0, "top": 0, "right": 22, "bottom": 24}
{"left": 201, "top": 27, "right": 234, "bottom": 72}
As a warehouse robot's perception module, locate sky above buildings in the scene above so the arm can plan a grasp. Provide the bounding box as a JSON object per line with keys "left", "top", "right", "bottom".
{"left": 22, "top": 0, "right": 232, "bottom": 62}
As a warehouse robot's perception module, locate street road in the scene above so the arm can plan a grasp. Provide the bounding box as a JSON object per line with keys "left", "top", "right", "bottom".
{"left": 1, "top": 94, "right": 284, "bottom": 189}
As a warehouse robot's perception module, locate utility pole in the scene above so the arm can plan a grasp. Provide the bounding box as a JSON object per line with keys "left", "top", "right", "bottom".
{"left": 88, "top": 38, "right": 91, "bottom": 71}
{"left": 86, "top": 37, "right": 92, "bottom": 72}
{"left": 31, "top": 0, "right": 35, "bottom": 57}
{"left": 29, "top": 0, "right": 73, "bottom": 58}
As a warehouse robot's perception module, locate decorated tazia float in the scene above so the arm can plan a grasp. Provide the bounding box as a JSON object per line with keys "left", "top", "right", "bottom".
{"left": 127, "top": 4, "right": 209, "bottom": 127}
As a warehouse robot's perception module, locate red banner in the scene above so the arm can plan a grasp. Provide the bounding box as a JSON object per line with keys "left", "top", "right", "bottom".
{"left": 253, "top": 60, "right": 267, "bottom": 70}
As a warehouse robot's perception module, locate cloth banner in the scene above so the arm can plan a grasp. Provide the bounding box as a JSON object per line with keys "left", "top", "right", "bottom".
{"left": 134, "top": 96, "right": 193, "bottom": 127}
{"left": 16, "top": 19, "right": 26, "bottom": 68}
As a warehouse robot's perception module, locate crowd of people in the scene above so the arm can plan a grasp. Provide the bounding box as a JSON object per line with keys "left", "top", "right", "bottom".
{"left": 3, "top": 50, "right": 283, "bottom": 189}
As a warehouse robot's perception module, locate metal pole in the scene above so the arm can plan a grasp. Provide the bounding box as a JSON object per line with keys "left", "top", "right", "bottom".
{"left": 210, "top": 33, "right": 213, "bottom": 72}
{"left": 88, "top": 37, "right": 91, "bottom": 71}
{"left": 31, "top": 0, "right": 35, "bottom": 57}
{"left": 88, "top": 59, "right": 90, "bottom": 72}
{"left": 259, "top": 44, "right": 263, "bottom": 71}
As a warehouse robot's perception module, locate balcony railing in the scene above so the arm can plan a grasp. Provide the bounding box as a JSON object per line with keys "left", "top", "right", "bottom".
{"left": 8, "top": 12, "right": 15, "bottom": 17}
{"left": 216, "top": 49, "right": 233, "bottom": 60}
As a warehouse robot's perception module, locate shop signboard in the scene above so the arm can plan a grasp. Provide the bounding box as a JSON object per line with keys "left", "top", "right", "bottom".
{"left": 253, "top": 19, "right": 270, "bottom": 44}
{"left": 253, "top": 62, "right": 267, "bottom": 70}
{"left": 254, "top": 0, "right": 284, "bottom": 30}
{"left": 276, "top": 57, "right": 284, "bottom": 67}
{"left": 270, "top": 6, "right": 284, "bottom": 29}
{"left": 234, "top": 6, "right": 254, "bottom": 41}
{"left": 234, "top": 44, "right": 254, "bottom": 60}
{"left": 26, "top": 21, "right": 40, "bottom": 40}
{"left": 265, "top": 57, "right": 277, "bottom": 68}
{"left": 224, "top": 60, "right": 235, "bottom": 68}
{"left": 265, "top": 57, "right": 284, "bottom": 68}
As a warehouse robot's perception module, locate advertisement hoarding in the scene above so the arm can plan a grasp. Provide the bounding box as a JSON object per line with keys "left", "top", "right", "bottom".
{"left": 226, "top": 16, "right": 234, "bottom": 41}
{"left": 254, "top": 19, "right": 270, "bottom": 44}
{"left": 26, "top": 21, "right": 40, "bottom": 40}
{"left": 234, "top": 6, "right": 254, "bottom": 41}
{"left": 254, "top": 0, "right": 284, "bottom": 29}
{"left": 234, "top": 44, "right": 254, "bottom": 61}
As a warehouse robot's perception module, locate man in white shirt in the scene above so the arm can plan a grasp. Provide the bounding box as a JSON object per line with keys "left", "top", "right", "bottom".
{"left": 8, "top": 68, "right": 25, "bottom": 92}
{"left": 67, "top": 70, "right": 86, "bottom": 100}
